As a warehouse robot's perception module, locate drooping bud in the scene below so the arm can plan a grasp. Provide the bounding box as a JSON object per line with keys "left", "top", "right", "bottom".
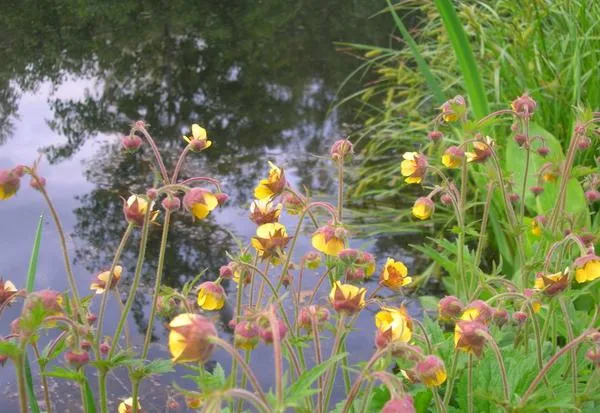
{"left": 303, "top": 250, "right": 322, "bottom": 270}
{"left": 441, "top": 146, "right": 464, "bottom": 169}
{"left": 0, "top": 168, "right": 22, "bottom": 200}
{"left": 146, "top": 188, "right": 158, "bottom": 200}
{"left": 440, "top": 95, "right": 466, "bottom": 123}
{"left": 330, "top": 139, "right": 354, "bottom": 162}
{"left": 537, "top": 146, "right": 549, "bottom": 157}
{"left": 298, "top": 305, "right": 330, "bottom": 332}
{"left": 161, "top": 196, "right": 181, "bottom": 212}
{"left": 29, "top": 176, "right": 46, "bottom": 191}
{"left": 64, "top": 350, "right": 90, "bottom": 369}
{"left": 312, "top": 224, "right": 346, "bottom": 257}
{"left": 428, "top": 130, "right": 443, "bottom": 142}
{"left": 585, "top": 190, "right": 600, "bottom": 203}
{"left": 586, "top": 347, "right": 600, "bottom": 366}
{"left": 530, "top": 186, "right": 544, "bottom": 196}
{"left": 438, "top": 296, "right": 464, "bottom": 323}
{"left": 414, "top": 355, "right": 447, "bottom": 387}
{"left": 99, "top": 340, "right": 111, "bottom": 356}
{"left": 513, "top": 311, "right": 528, "bottom": 325}
{"left": 80, "top": 340, "right": 92, "bottom": 351}
{"left": 168, "top": 313, "right": 217, "bottom": 363}
{"left": 24, "top": 290, "right": 63, "bottom": 317}
{"left": 183, "top": 188, "right": 219, "bottom": 220}
{"left": 440, "top": 193, "right": 453, "bottom": 206}
{"left": 121, "top": 135, "right": 142, "bottom": 152}
{"left": 454, "top": 320, "right": 488, "bottom": 357}
{"left": 219, "top": 263, "right": 235, "bottom": 279}
{"left": 280, "top": 191, "right": 304, "bottom": 215}
{"left": 196, "top": 281, "right": 226, "bottom": 311}
{"left": 215, "top": 193, "right": 229, "bottom": 206}
{"left": 492, "top": 309, "right": 509, "bottom": 327}
{"left": 508, "top": 193, "right": 520, "bottom": 204}
{"left": 258, "top": 317, "right": 288, "bottom": 344}
{"left": 513, "top": 134, "right": 527, "bottom": 147}
{"left": 461, "top": 300, "right": 493, "bottom": 324}
{"left": 578, "top": 136, "right": 592, "bottom": 151}
{"left": 86, "top": 313, "right": 97, "bottom": 325}
{"left": 511, "top": 94, "right": 537, "bottom": 116}
{"left": 382, "top": 395, "right": 416, "bottom": 413}
{"left": 233, "top": 321, "right": 259, "bottom": 350}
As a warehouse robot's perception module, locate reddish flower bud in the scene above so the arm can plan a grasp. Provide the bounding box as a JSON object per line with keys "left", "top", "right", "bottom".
{"left": 513, "top": 134, "right": 527, "bottom": 147}
{"left": 121, "top": 135, "right": 142, "bottom": 151}
{"left": 492, "top": 309, "right": 509, "bottom": 327}
{"left": 330, "top": 139, "right": 354, "bottom": 162}
{"left": 585, "top": 190, "right": 600, "bottom": 203}
{"left": 428, "top": 130, "right": 443, "bottom": 142}
{"left": 167, "top": 399, "right": 180, "bottom": 410}
{"left": 215, "top": 193, "right": 229, "bottom": 206}
{"left": 578, "top": 136, "right": 591, "bottom": 151}
{"left": 64, "top": 350, "right": 90, "bottom": 369}
{"left": 512, "top": 311, "right": 528, "bottom": 325}
{"left": 99, "top": 341, "right": 110, "bottom": 356}
{"left": 586, "top": 347, "right": 600, "bottom": 366}
{"left": 29, "top": 176, "right": 46, "bottom": 191}
{"left": 530, "top": 186, "right": 544, "bottom": 196}
{"left": 509, "top": 193, "right": 520, "bottom": 204}
{"left": 537, "top": 146, "right": 549, "bottom": 157}
{"left": 511, "top": 94, "right": 537, "bottom": 116}
{"left": 80, "top": 340, "right": 92, "bottom": 351}
{"left": 24, "top": 290, "right": 63, "bottom": 316}
{"left": 146, "top": 188, "right": 158, "bottom": 200}
{"left": 303, "top": 250, "right": 321, "bottom": 270}
{"left": 258, "top": 317, "right": 288, "bottom": 344}
{"left": 438, "top": 296, "right": 464, "bottom": 322}
{"left": 161, "top": 197, "right": 181, "bottom": 211}
{"left": 298, "top": 305, "right": 330, "bottom": 332}
{"left": 382, "top": 395, "right": 416, "bottom": 413}
{"left": 0, "top": 168, "right": 22, "bottom": 200}
{"left": 134, "top": 120, "right": 146, "bottom": 129}
{"left": 87, "top": 313, "right": 97, "bottom": 325}
{"left": 219, "top": 263, "right": 235, "bottom": 279}
{"left": 440, "top": 193, "right": 453, "bottom": 206}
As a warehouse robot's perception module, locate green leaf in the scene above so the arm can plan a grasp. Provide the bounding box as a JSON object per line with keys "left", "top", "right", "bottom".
{"left": 143, "top": 359, "right": 174, "bottom": 376}
{"left": 44, "top": 366, "right": 82, "bottom": 381}
{"left": 433, "top": 0, "right": 489, "bottom": 119}
{"left": 26, "top": 214, "right": 44, "bottom": 293}
{"left": 284, "top": 352, "right": 348, "bottom": 407}
{"left": 82, "top": 378, "right": 97, "bottom": 413}
{"left": 0, "top": 339, "right": 23, "bottom": 359}
{"left": 24, "top": 357, "right": 41, "bottom": 413}
{"left": 385, "top": 0, "right": 445, "bottom": 105}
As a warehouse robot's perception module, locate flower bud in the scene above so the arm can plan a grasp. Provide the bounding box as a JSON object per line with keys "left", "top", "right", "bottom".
{"left": 438, "top": 296, "right": 464, "bottom": 322}
{"left": 537, "top": 146, "right": 549, "bottom": 157}
{"left": 10, "top": 318, "right": 21, "bottom": 335}
{"left": 281, "top": 191, "right": 304, "bottom": 215}
{"left": 513, "top": 134, "right": 527, "bottom": 146}
{"left": 454, "top": 320, "right": 488, "bottom": 356}
{"left": 412, "top": 197, "right": 434, "bottom": 220}
{"left": 215, "top": 193, "right": 229, "bottom": 206}
{"left": 428, "top": 130, "right": 443, "bottom": 142}
{"left": 99, "top": 340, "right": 110, "bottom": 356}
{"left": 0, "top": 168, "right": 22, "bottom": 200}
{"left": 87, "top": 313, "right": 97, "bottom": 325}
{"left": 509, "top": 193, "right": 520, "bottom": 204}
{"left": 440, "top": 193, "right": 453, "bottom": 206}
{"left": 258, "top": 317, "right": 288, "bottom": 344}
{"left": 219, "top": 263, "right": 235, "bottom": 279}
{"left": 298, "top": 305, "right": 330, "bottom": 332}
{"left": 461, "top": 300, "right": 493, "bottom": 324}
{"left": 513, "top": 311, "right": 528, "bottom": 325}
{"left": 585, "top": 190, "right": 600, "bottom": 203}
{"left": 134, "top": 120, "right": 146, "bottom": 129}
{"left": 511, "top": 94, "right": 537, "bottom": 116}
{"left": 382, "top": 395, "right": 416, "bottom": 413}
{"left": 146, "top": 188, "right": 158, "bottom": 200}
{"left": 303, "top": 250, "right": 321, "bottom": 270}
{"left": 441, "top": 95, "right": 466, "bottom": 123}
{"left": 24, "top": 290, "right": 63, "bottom": 317}
{"left": 29, "top": 176, "right": 46, "bottom": 191}
{"left": 161, "top": 197, "right": 181, "bottom": 212}
{"left": 121, "top": 135, "right": 142, "bottom": 151}
{"left": 80, "top": 340, "right": 92, "bottom": 351}
{"left": 64, "top": 350, "right": 90, "bottom": 369}
{"left": 234, "top": 321, "right": 259, "bottom": 350}
{"left": 330, "top": 139, "right": 353, "bottom": 162}
{"left": 168, "top": 313, "right": 217, "bottom": 363}
{"left": 530, "top": 186, "right": 544, "bottom": 196}
{"left": 123, "top": 195, "right": 155, "bottom": 226}
{"left": 281, "top": 272, "right": 293, "bottom": 288}
{"left": 578, "top": 136, "right": 591, "bottom": 151}
{"left": 492, "top": 309, "right": 509, "bottom": 327}
{"left": 414, "top": 355, "right": 447, "bottom": 387}
{"left": 197, "top": 281, "right": 226, "bottom": 311}
{"left": 586, "top": 347, "right": 600, "bottom": 366}
{"left": 167, "top": 399, "right": 180, "bottom": 410}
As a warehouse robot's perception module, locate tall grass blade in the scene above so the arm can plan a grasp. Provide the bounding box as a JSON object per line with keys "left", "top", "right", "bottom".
{"left": 25, "top": 214, "right": 44, "bottom": 413}
{"left": 83, "top": 379, "right": 97, "bottom": 413}
{"left": 434, "top": 0, "right": 489, "bottom": 119}
{"left": 385, "top": 0, "right": 446, "bottom": 105}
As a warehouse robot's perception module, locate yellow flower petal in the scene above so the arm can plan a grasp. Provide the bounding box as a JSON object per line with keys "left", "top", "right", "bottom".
{"left": 192, "top": 124, "right": 207, "bottom": 140}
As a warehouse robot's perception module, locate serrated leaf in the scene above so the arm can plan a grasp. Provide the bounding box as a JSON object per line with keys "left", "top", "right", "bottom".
{"left": 44, "top": 366, "right": 83, "bottom": 381}
{"left": 0, "top": 339, "right": 23, "bottom": 359}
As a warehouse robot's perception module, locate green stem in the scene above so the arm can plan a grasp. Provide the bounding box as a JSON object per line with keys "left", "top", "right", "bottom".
{"left": 467, "top": 354, "right": 474, "bottom": 413}
{"left": 483, "top": 333, "right": 510, "bottom": 406}
{"left": 322, "top": 315, "right": 347, "bottom": 411}
{"left": 130, "top": 380, "right": 140, "bottom": 413}
{"left": 15, "top": 356, "right": 28, "bottom": 413}
{"left": 337, "top": 160, "right": 344, "bottom": 221}
{"left": 223, "top": 389, "right": 271, "bottom": 413}
{"left": 108, "top": 206, "right": 153, "bottom": 359}
{"left": 443, "top": 351, "right": 459, "bottom": 406}
{"left": 99, "top": 371, "right": 108, "bottom": 413}
{"left": 519, "top": 117, "right": 530, "bottom": 224}
{"left": 141, "top": 211, "right": 172, "bottom": 359}
{"left": 559, "top": 298, "right": 577, "bottom": 404}
{"left": 32, "top": 343, "right": 52, "bottom": 413}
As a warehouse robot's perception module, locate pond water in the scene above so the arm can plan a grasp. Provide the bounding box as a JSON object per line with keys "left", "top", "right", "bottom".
{"left": 0, "top": 2, "right": 423, "bottom": 411}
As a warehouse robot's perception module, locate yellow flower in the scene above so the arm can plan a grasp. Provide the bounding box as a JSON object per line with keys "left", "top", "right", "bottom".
{"left": 460, "top": 300, "right": 492, "bottom": 324}
{"left": 375, "top": 306, "right": 413, "bottom": 343}
{"left": 90, "top": 265, "right": 123, "bottom": 294}
{"left": 183, "top": 124, "right": 212, "bottom": 151}
{"left": 533, "top": 269, "right": 568, "bottom": 296}
{"left": 0, "top": 279, "right": 18, "bottom": 306}
{"left": 466, "top": 136, "right": 493, "bottom": 163}
{"left": 186, "top": 395, "right": 203, "bottom": 409}
{"left": 311, "top": 224, "right": 346, "bottom": 256}
{"left": 249, "top": 199, "right": 282, "bottom": 225}
{"left": 441, "top": 146, "right": 464, "bottom": 169}
{"left": 251, "top": 223, "right": 290, "bottom": 259}
{"left": 197, "top": 281, "right": 226, "bottom": 311}
{"left": 168, "top": 313, "right": 217, "bottom": 363}
{"left": 400, "top": 152, "right": 428, "bottom": 184}
{"left": 233, "top": 321, "right": 259, "bottom": 350}
{"left": 329, "top": 281, "right": 366, "bottom": 314}
{"left": 415, "top": 355, "right": 447, "bottom": 387}
{"left": 412, "top": 197, "right": 434, "bottom": 220}
{"left": 440, "top": 95, "right": 466, "bottom": 122}
{"left": 254, "top": 161, "right": 286, "bottom": 200}
{"left": 379, "top": 258, "right": 411, "bottom": 290}
{"left": 118, "top": 397, "right": 142, "bottom": 413}
{"left": 454, "top": 320, "right": 488, "bottom": 357}
{"left": 531, "top": 215, "right": 546, "bottom": 237}
{"left": 574, "top": 254, "right": 600, "bottom": 283}
{"left": 123, "top": 195, "right": 158, "bottom": 226}
{"left": 183, "top": 188, "right": 219, "bottom": 220}
{"left": 0, "top": 168, "right": 22, "bottom": 200}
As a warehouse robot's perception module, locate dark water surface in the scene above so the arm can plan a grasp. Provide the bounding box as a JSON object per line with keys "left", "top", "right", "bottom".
{"left": 0, "top": 2, "right": 421, "bottom": 411}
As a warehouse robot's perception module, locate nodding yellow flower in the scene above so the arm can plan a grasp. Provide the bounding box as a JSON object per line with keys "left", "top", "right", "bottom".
{"left": 574, "top": 254, "right": 600, "bottom": 283}
{"left": 415, "top": 355, "right": 447, "bottom": 387}
{"left": 460, "top": 300, "right": 492, "bottom": 324}
{"left": 531, "top": 215, "right": 546, "bottom": 237}
{"left": 183, "top": 124, "right": 212, "bottom": 151}
{"left": 375, "top": 306, "right": 413, "bottom": 343}
{"left": 249, "top": 199, "right": 282, "bottom": 225}
{"left": 234, "top": 321, "right": 259, "bottom": 350}
{"left": 379, "top": 258, "right": 411, "bottom": 290}
{"left": 441, "top": 146, "right": 464, "bottom": 169}
{"left": 254, "top": 161, "right": 286, "bottom": 200}
{"left": 168, "top": 313, "right": 217, "bottom": 363}
{"left": 185, "top": 395, "right": 203, "bottom": 409}
{"left": 400, "top": 152, "right": 428, "bottom": 184}
{"left": 0, "top": 168, "right": 22, "bottom": 200}
{"left": 454, "top": 320, "right": 488, "bottom": 357}
{"left": 197, "top": 281, "right": 226, "bottom": 311}
{"left": 534, "top": 269, "right": 568, "bottom": 296}
{"left": 0, "top": 279, "right": 18, "bottom": 306}
{"left": 466, "top": 136, "right": 493, "bottom": 163}
{"left": 251, "top": 222, "right": 290, "bottom": 259}
{"left": 118, "top": 397, "right": 142, "bottom": 413}
{"left": 123, "top": 195, "right": 159, "bottom": 226}
{"left": 183, "top": 188, "right": 219, "bottom": 220}
{"left": 543, "top": 172, "right": 558, "bottom": 182}
{"left": 412, "top": 197, "right": 434, "bottom": 220}
{"left": 90, "top": 265, "right": 123, "bottom": 294}
{"left": 440, "top": 95, "right": 466, "bottom": 122}
{"left": 329, "top": 281, "right": 366, "bottom": 315}
{"left": 311, "top": 224, "right": 347, "bottom": 256}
